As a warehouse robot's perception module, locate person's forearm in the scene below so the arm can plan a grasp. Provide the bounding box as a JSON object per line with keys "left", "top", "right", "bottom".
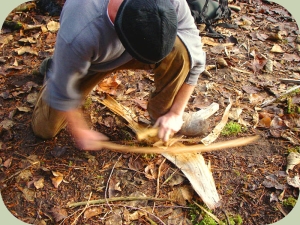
{"left": 169, "top": 83, "right": 195, "bottom": 116}
{"left": 63, "top": 108, "right": 109, "bottom": 150}
{"left": 64, "top": 108, "right": 88, "bottom": 131}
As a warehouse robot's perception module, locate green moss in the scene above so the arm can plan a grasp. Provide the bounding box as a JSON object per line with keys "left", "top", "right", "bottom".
{"left": 283, "top": 197, "right": 297, "bottom": 207}
{"left": 83, "top": 97, "right": 93, "bottom": 110}
{"left": 3, "top": 20, "right": 23, "bottom": 30}
{"left": 142, "top": 153, "right": 156, "bottom": 160}
{"left": 233, "top": 214, "right": 243, "bottom": 225}
{"left": 221, "top": 121, "right": 243, "bottom": 136}
{"left": 200, "top": 214, "right": 218, "bottom": 225}
{"left": 188, "top": 203, "right": 242, "bottom": 225}
{"left": 189, "top": 204, "right": 218, "bottom": 225}
{"left": 287, "top": 146, "right": 300, "bottom": 153}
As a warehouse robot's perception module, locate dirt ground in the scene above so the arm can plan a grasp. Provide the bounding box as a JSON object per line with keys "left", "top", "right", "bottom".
{"left": 0, "top": 1, "right": 299, "bottom": 225}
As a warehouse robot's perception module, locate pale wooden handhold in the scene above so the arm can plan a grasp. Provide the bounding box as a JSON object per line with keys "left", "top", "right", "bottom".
{"left": 179, "top": 103, "right": 219, "bottom": 136}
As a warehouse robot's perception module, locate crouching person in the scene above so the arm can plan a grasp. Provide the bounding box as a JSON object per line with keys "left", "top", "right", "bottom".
{"left": 31, "top": 0, "right": 206, "bottom": 150}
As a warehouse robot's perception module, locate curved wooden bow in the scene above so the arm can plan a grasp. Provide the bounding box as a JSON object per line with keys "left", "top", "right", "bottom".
{"left": 95, "top": 135, "right": 260, "bottom": 154}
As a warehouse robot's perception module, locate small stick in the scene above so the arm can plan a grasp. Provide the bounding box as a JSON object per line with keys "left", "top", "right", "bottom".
{"left": 261, "top": 85, "right": 300, "bottom": 107}
{"left": 105, "top": 155, "right": 122, "bottom": 210}
{"left": 155, "top": 158, "right": 166, "bottom": 198}
{"left": 229, "top": 4, "right": 241, "bottom": 12}
{"left": 193, "top": 201, "right": 221, "bottom": 224}
{"left": 2, "top": 161, "right": 39, "bottom": 183}
{"left": 280, "top": 79, "right": 300, "bottom": 85}
{"left": 161, "top": 168, "right": 180, "bottom": 187}
{"left": 67, "top": 196, "right": 174, "bottom": 208}
{"left": 230, "top": 66, "right": 252, "bottom": 75}
{"left": 71, "top": 192, "right": 92, "bottom": 225}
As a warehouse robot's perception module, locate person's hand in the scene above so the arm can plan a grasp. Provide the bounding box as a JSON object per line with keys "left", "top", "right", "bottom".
{"left": 154, "top": 111, "right": 184, "bottom": 142}
{"left": 71, "top": 127, "right": 109, "bottom": 150}
{"left": 64, "top": 109, "right": 109, "bottom": 150}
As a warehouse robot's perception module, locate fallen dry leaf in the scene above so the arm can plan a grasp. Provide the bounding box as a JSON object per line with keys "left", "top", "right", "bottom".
{"left": 51, "top": 176, "right": 63, "bottom": 188}
{"left": 108, "top": 177, "right": 122, "bottom": 198}
{"left": 145, "top": 163, "right": 157, "bottom": 180}
{"left": 242, "top": 85, "right": 261, "bottom": 94}
{"left": 258, "top": 114, "right": 272, "bottom": 128}
{"left": 17, "top": 106, "right": 31, "bottom": 112}
{"left": 0, "top": 118, "right": 15, "bottom": 130}
{"left": 47, "top": 21, "right": 60, "bottom": 32}
{"left": 15, "top": 46, "right": 38, "bottom": 56}
{"left": 125, "top": 87, "right": 136, "bottom": 95}
{"left": 262, "top": 174, "right": 285, "bottom": 190}
{"left": 287, "top": 174, "right": 300, "bottom": 189}
{"left": 3, "top": 157, "right": 12, "bottom": 168}
{"left": 51, "top": 171, "right": 64, "bottom": 188}
{"left": 252, "top": 51, "right": 268, "bottom": 73}
{"left": 21, "top": 187, "right": 35, "bottom": 202}
{"left": 50, "top": 207, "right": 68, "bottom": 222}
{"left": 34, "top": 177, "right": 45, "bottom": 189}
{"left": 97, "top": 75, "right": 121, "bottom": 95}
{"left": 18, "top": 37, "right": 36, "bottom": 44}
{"left": 0, "top": 35, "right": 13, "bottom": 44}
{"left": 270, "top": 116, "right": 285, "bottom": 130}
{"left": 283, "top": 53, "right": 300, "bottom": 62}
{"left": 168, "top": 185, "right": 194, "bottom": 206}
{"left": 286, "top": 152, "right": 300, "bottom": 173}
{"left": 271, "top": 44, "right": 284, "bottom": 53}
{"left": 84, "top": 207, "right": 103, "bottom": 220}
{"left": 133, "top": 97, "right": 147, "bottom": 110}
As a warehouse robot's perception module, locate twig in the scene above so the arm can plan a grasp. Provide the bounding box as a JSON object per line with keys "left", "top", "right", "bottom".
{"left": 193, "top": 201, "right": 221, "bottom": 224}
{"left": 2, "top": 161, "right": 39, "bottom": 183}
{"left": 155, "top": 158, "right": 166, "bottom": 198}
{"left": 67, "top": 196, "right": 174, "bottom": 208}
{"left": 152, "top": 158, "right": 167, "bottom": 214}
{"left": 33, "top": 200, "right": 43, "bottom": 224}
{"left": 161, "top": 168, "right": 180, "bottom": 187}
{"left": 230, "top": 66, "right": 252, "bottom": 75}
{"left": 71, "top": 192, "right": 92, "bottom": 225}
{"left": 261, "top": 85, "right": 300, "bottom": 107}
{"left": 59, "top": 207, "right": 86, "bottom": 225}
{"left": 275, "top": 202, "right": 288, "bottom": 216}
{"left": 228, "top": 4, "right": 241, "bottom": 12}
{"left": 145, "top": 215, "right": 158, "bottom": 225}
{"left": 114, "top": 204, "right": 166, "bottom": 225}
{"left": 105, "top": 155, "right": 122, "bottom": 210}
{"left": 280, "top": 79, "right": 300, "bottom": 85}
{"left": 222, "top": 209, "right": 230, "bottom": 225}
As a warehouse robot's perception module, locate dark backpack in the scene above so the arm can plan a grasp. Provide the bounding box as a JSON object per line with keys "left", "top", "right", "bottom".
{"left": 186, "top": 0, "right": 232, "bottom": 37}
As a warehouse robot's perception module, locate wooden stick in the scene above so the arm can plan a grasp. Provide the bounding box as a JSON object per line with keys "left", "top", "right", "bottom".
{"left": 67, "top": 196, "right": 173, "bottom": 208}
{"left": 229, "top": 4, "right": 241, "bottom": 12}
{"left": 93, "top": 135, "right": 260, "bottom": 154}
{"left": 280, "top": 79, "right": 300, "bottom": 85}
{"left": 261, "top": 85, "right": 300, "bottom": 107}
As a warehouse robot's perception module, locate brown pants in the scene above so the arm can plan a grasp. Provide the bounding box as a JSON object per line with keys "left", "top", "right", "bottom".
{"left": 31, "top": 37, "right": 191, "bottom": 139}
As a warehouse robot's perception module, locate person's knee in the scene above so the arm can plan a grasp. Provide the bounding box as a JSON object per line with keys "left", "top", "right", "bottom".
{"left": 31, "top": 120, "right": 57, "bottom": 139}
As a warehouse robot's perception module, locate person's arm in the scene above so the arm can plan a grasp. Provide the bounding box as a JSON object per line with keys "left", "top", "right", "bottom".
{"left": 64, "top": 109, "right": 109, "bottom": 150}
{"left": 154, "top": 83, "right": 195, "bottom": 142}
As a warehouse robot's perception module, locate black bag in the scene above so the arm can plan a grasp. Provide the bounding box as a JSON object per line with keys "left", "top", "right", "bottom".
{"left": 186, "top": 0, "right": 232, "bottom": 37}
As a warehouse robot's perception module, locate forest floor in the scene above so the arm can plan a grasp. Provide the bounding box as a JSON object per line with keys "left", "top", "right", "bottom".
{"left": 0, "top": 0, "right": 299, "bottom": 225}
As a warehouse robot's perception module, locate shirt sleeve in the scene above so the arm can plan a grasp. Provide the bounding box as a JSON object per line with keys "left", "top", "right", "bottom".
{"left": 43, "top": 32, "right": 93, "bottom": 111}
